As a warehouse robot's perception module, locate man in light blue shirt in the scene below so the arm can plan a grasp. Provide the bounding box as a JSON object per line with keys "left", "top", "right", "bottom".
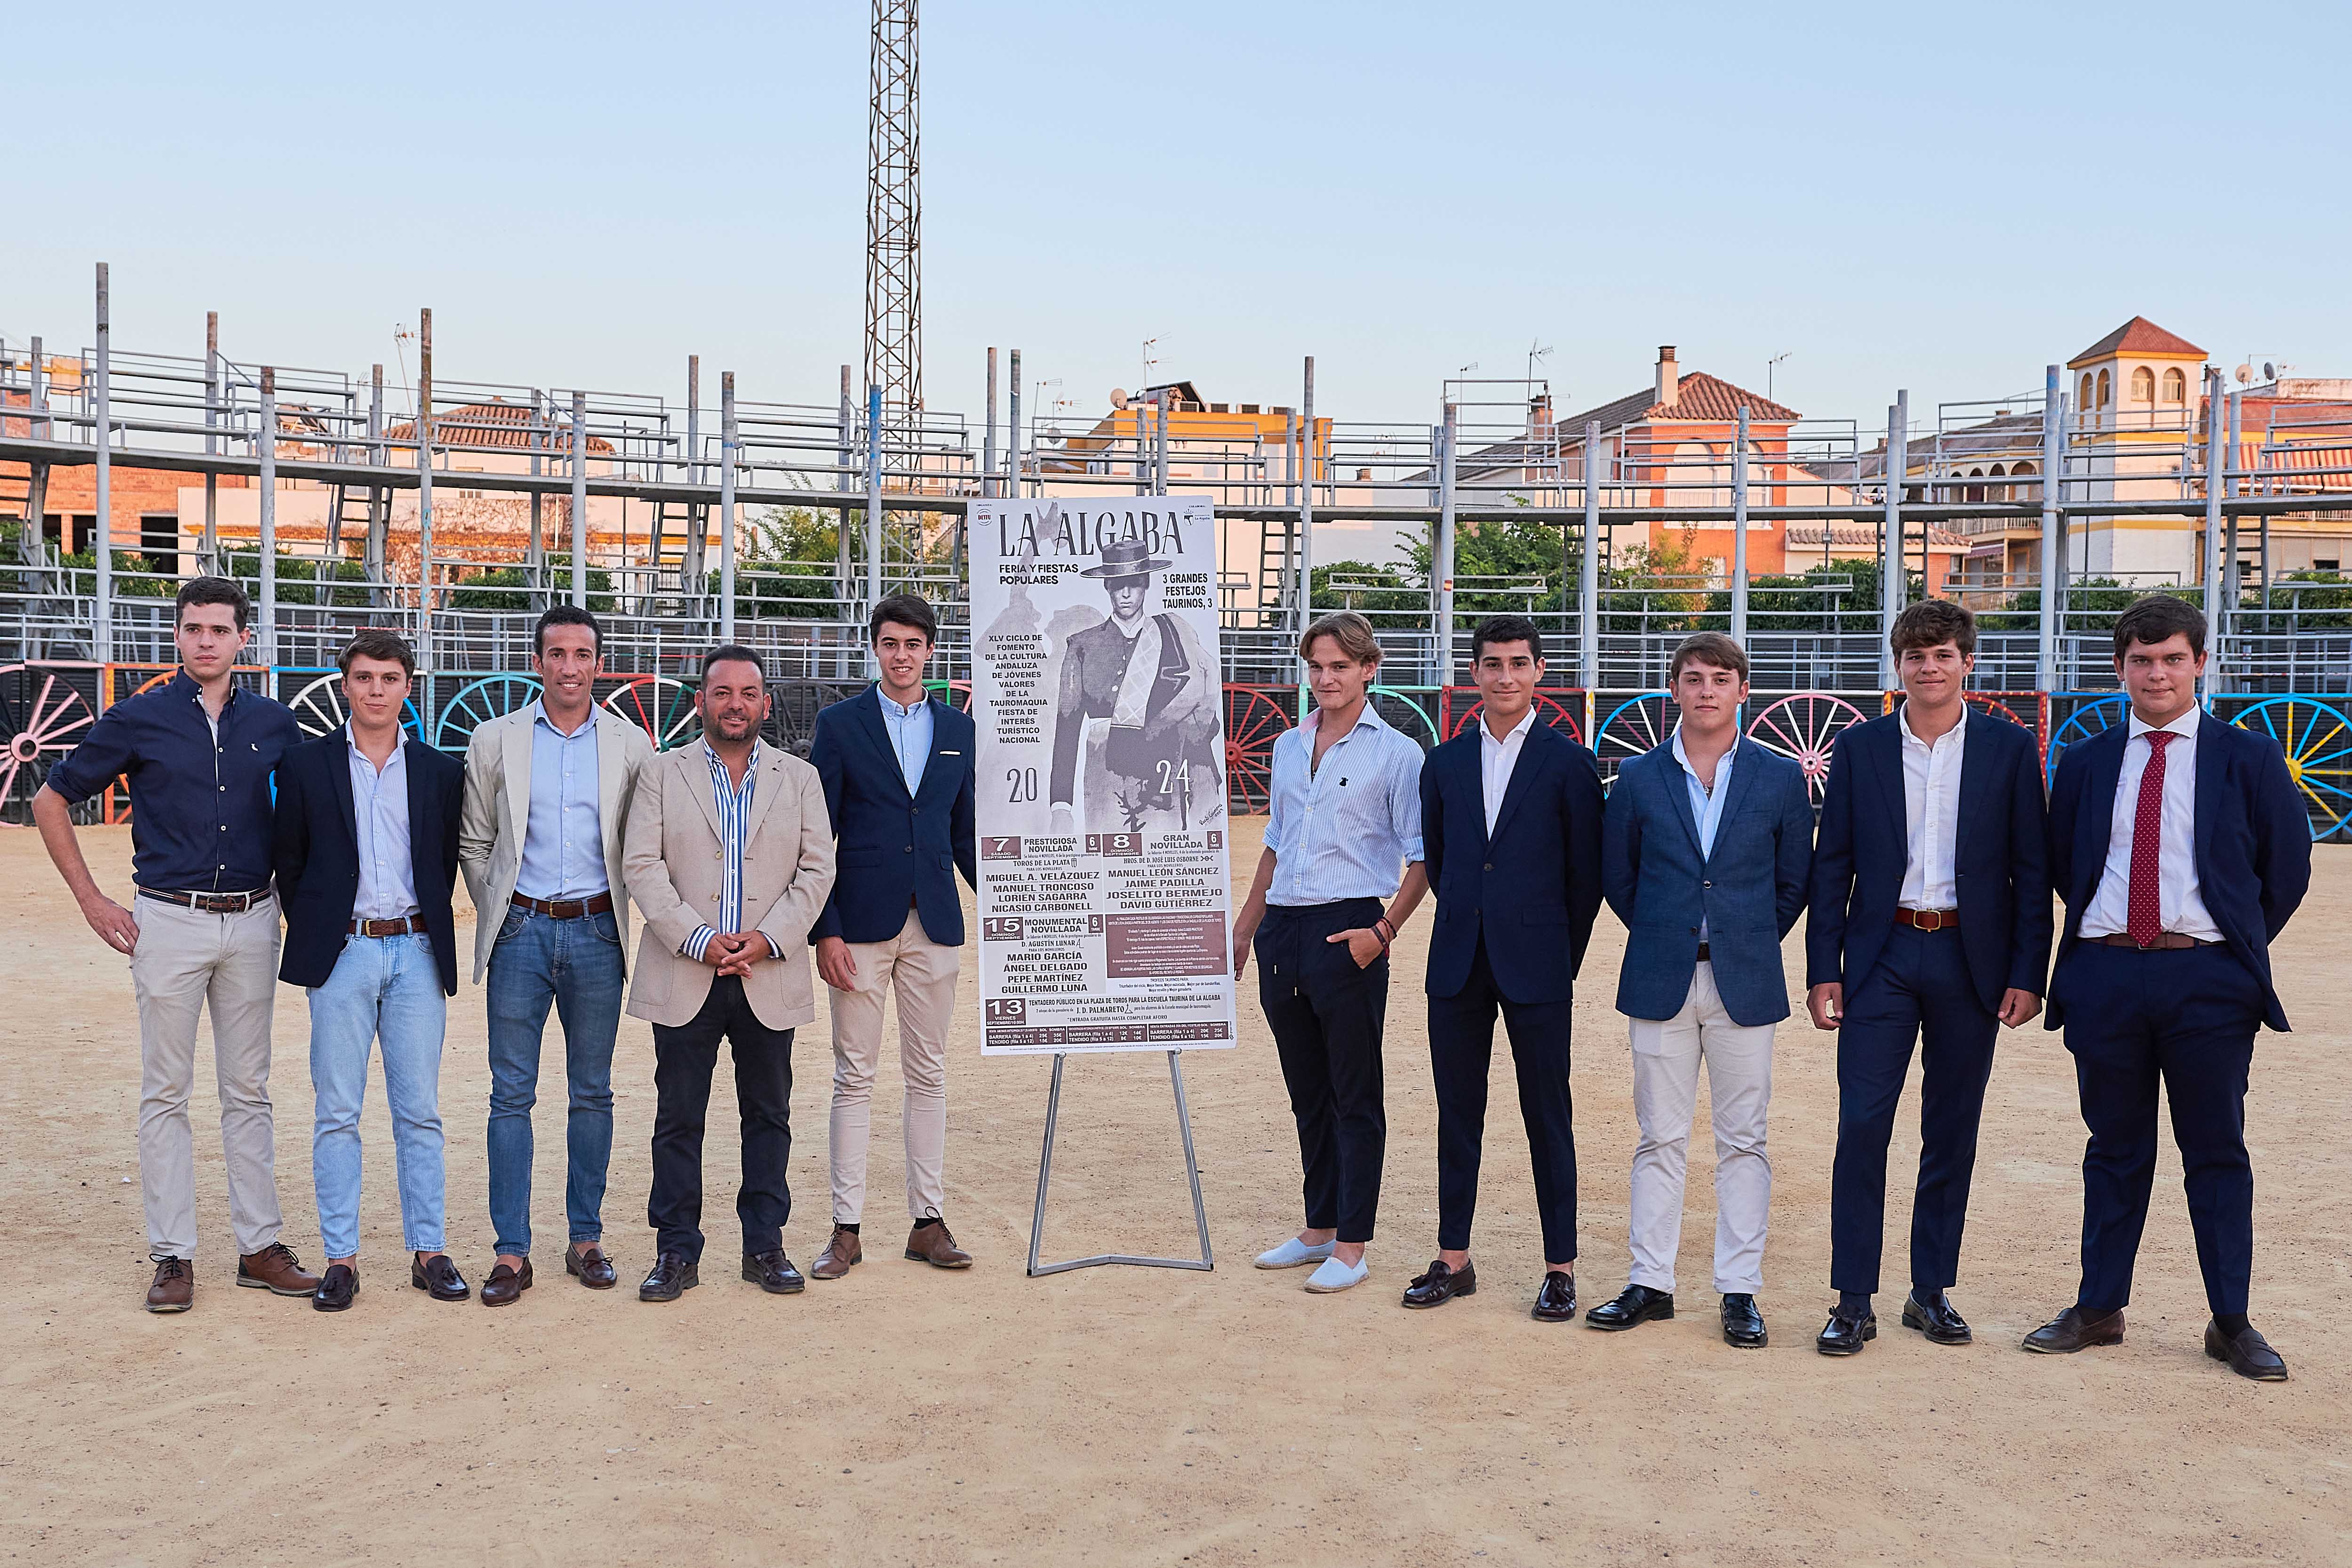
{"left": 1232, "top": 612, "right": 1429, "bottom": 1296}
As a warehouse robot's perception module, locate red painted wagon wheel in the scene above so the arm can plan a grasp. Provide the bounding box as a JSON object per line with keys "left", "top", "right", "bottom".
{"left": 1224, "top": 685, "right": 1292, "bottom": 813}
{"left": 1451, "top": 690, "right": 1583, "bottom": 743}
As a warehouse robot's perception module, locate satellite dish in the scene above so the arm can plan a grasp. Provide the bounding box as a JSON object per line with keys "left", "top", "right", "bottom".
{"left": 1109, "top": 387, "right": 1129, "bottom": 410}
{"left": 2235, "top": 364, "right": 2252, "bottom": 384}
{"left": 2264, "top": 362, "right": 2278, "bottom": 382}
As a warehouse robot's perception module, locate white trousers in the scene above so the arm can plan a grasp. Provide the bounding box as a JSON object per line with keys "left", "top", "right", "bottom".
{"left": 1626, "top": 961, "right": 1774, "bottom": 1295}
{"left": 827, "top": 910, "right": 960, "bottom": 1224}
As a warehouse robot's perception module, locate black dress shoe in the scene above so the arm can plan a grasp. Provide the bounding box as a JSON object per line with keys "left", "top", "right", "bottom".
{"left": 742, "top": 1250, "right": 806, "bottom": 1295}
{"left": 481, "top": 1258, "right": 533, "bottom": 1308}
{"left": 1816, "top": 1305, "right": 1877, "bottom": 1355}
{"left": 565, "top": 1243, "right": 619, "bottom": 1290}
{"left": 2205, "top": 1321, "right": 2288, "bottom": 1382}
{"left": 1401, "top": 1259, "right": 1477, "bottom": 1310}
{"left": 1584, "top": 1283, "right": 1674, "bottom": 1331}
{"left": 312, "top": 1263, "right": 359, "bottom": 1313}
{"left": 1721, "top": 1293, "right": 1767, "bottom": 1349}
{"left": 1530, "top": 1270, "right": 1578, "bottom": 1323}
{"left": 410, "top": 1253, "right": 470, "bottom": 1302}
{"left": 640, "top": 1251, "right": 700, "bottom": 1302}
{"left": 1901, "top": 1291, "right": 1972, "bottom": 1345}
{"left": 2021, "top": 1305, "right": 2124, "bottom": 1354}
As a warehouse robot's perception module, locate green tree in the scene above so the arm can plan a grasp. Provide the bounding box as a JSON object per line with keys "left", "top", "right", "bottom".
{"left": 223, "top": 550, "right": 376, "bottom": 608}
{"left": 450, "top": 553, "right": 614, "bottom": 613}
{"left": 1308, "top": 559, "right": 1426, "bottom": 629}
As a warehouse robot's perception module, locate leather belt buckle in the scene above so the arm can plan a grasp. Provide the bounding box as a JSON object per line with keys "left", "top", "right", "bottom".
{"left": 350, "top": 915, "right": 423, "bottom": 938}
{"left": 511, "top": 891, "right": 613, "bottom": 920}
{"left": 1898, "top": 907, "right": 1958, "bottom": 932}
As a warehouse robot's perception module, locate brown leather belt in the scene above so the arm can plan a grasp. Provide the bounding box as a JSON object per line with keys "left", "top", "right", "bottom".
{"left": 350, "top": 915, "right": 428, "bottom": 937}
{"left": 1896, "top": 907, "right": 1961, "bottom": 932}
{"left": 510, "top": 891, "right": 614, "bottom": 920}
{"left": 138, "top": 888, "right": 272, "bottom": 914}
{"left": 2092, "top": 931, "right": 2221, "bottom": 950}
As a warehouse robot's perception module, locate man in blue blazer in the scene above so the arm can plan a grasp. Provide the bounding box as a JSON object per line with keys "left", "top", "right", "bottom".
{"left": 1806, "top": 601, "right": 2051, "bottom": 1355}
{"left": 807, "top": 594, "right": 981, "bottom": 1280}
{"left": 2022, "top": 597, "right": 2311, "bottom": 1380}
{"left": 1587, "top": 633, "right": 1812, "bottom": 1349}
{"left": 1403, "top": 616, "right": 1605, "bottom": 1321}
{"left": 272, "top": 630, "right": 468, "bottom": 1312}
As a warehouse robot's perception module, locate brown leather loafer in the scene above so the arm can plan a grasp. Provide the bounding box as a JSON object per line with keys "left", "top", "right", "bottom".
{"left": 640, "top": 1252, "right": 699, "bottom": 1302}
{"left": 565, "top": 1243, "right": 618, "bottom": 1290}
{"left": 481, "top": 1258, "right": 534, "bottom": 1307}
{"left": 313, "top": 1263, "right": 359, "bottom": 1313}
{"left": 2022, "top": 1305, "right": 2124, "bottom": 1354}
{"left": 146, "top": 1256, "right": 193, "bottom": 1313}
{"left": 236, "top": 1242, "right": 321, "bottom": 1297}
{"left": 411, "top": 1253, "right": 470, "bottom": 1302}
{"left": 904, "top": 1218, "right": 972, "bottom": 1269}
{"left": 812, "top": 1226, "right": 863, "bottom": 1280}
{"left": 2205, "top": 1321, "right": 2288, "bottom": 1382}
{"left": 1401, "top": 1259, "right": 1477, "bottom": 1309}
{"left": 742, "top": 1250, "right": 806, "bottom": 1294}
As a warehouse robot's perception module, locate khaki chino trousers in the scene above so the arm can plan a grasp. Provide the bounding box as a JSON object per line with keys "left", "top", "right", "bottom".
{"left": 827, "top": 910, "right": 959, "bottom": 1224}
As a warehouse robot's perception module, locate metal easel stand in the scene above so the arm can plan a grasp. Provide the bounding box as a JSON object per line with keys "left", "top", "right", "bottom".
{"left": 1027, "top": 1049, "right": 1214, "bottom": 1277}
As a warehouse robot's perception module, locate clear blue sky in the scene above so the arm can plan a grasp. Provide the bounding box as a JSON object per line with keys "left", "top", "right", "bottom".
{"left": 6, "top": 1, "right": 2346, "bottom": 430}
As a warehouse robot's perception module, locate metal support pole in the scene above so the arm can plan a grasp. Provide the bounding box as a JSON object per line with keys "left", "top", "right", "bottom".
{"left": 835, "top": 365, "right": 854, "bottom": 608}
{"left": 365, "top": 364, "right": 386, "bottom": 603}
{"left": 2202, "top": 368, "right": 2225, "bottom": 689}
{"left": 1298, "top": 357, "right": 1315, "bottom": 632}
{"left": 258, "top": 367, "right": 277, "bottom": 667}
{"left": 1579, "top": 418, "right": 1601, "bottom": 689}
{"left": 1436, "top": 403, "right": 1458, "bottom": 678}
{"left": 202, "top": 313, "right": 220, "bottom": 576}
{"left": 1154, "top": 395, "right": 1170, "bottom": 494}
{"left": 416, "top": 308, "right": 434, "bottom": 673}
{"left": 21, "top": 337, "right": 48, "bottom": 592}
{"left": 2036, "top": 366, "right": 2062, "bottom": 693}
{"left": 94, "top": 263, "right": 112, "bottom": 663}
{"left": 1007, "top": 348, "right": 1022, "bottom": 497}
{"left": 2224, "top": 387, "right": 2243, "bottom": 633}
{"left": 983, "top": 346, "right": 998, "bottom": 500}
{"left": 1730, "top": 404, "right": 1750, "bottom": 642}
{"left": 1879, "top": 392, "right": 1906, "bottom": 691}
{"left": 1025, "top": 1051, "right": 1214, "bottom": 1276}
{"left": 865, "top": 382, "right": 885, "bottom": 609}
{"left": 570, "top": 389, "right": 590, "bottom": 608}
{"left": 721, "top": 372, "right": 739, "bottom": 645}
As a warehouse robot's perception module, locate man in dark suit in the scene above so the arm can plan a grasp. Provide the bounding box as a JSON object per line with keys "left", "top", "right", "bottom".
{"left": 809, "top": 594, "right": 981, "bottom": 1279}
{"left": 1404, "top": 615, "right": 1605, "bottom": 1321}
{"left": 271, "top": 630, "right": 467, "bottom": 1313}
{"left": 2022, "top": 596, "right": 2310, "bottom": 1380}
{"left": 1588, "top": 633, "right": 1812, "bottom": 1350}
{"left": 1806, "top": 600, "right": 2051, "bottom": 1355}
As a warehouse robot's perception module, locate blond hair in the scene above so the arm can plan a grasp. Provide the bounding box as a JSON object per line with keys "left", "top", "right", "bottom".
{"left": 1299, "top": 611, "right": 1382, "bottom": 668}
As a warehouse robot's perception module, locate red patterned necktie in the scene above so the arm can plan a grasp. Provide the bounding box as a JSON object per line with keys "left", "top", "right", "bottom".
{"left": 2126, "top": 730, "right": 2175, "bottom": 948}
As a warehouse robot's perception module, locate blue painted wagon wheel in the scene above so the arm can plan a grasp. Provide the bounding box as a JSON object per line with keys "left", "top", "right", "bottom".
{"left": 602, "top": 675, "right": 703, "bottom": 752}
{"left": 432, "top": 674, "right": 542, "bottom": 753}
{"left": 1746, "top": 692, "right": 1869, "bottom": 803}
{"left": 1597, "top": 692, "right": 1676, "bottom": 764}
{"left": 1368, "top": 685, "right": 1440, "bottom": 750}
{"left": 286, "top": 672, "right": 425, "bottom": 742}
{"left": 2232, "top": 695, "right": 2352, "bottom": 841}
{"left": 2045, "top": 694, "right": 2128, "bottom": 781}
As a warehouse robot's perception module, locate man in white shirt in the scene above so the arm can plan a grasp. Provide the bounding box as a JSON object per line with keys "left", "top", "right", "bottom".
{"left": 2023, "top": 597, "right": 2311, "bottom": 1381}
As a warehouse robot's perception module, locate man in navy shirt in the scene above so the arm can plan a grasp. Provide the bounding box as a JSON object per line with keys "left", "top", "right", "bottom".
{"left": 34, "top": 577, "right": 318, "bottom": 1313}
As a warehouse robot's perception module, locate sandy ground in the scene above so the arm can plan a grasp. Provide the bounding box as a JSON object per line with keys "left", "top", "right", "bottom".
{"left": 1, "top": 820, "right": 2347, "bottom": 1567}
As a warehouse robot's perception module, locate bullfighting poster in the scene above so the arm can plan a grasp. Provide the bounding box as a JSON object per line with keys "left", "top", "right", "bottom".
{"left": 967, "top": 494, "right": 1238, "bottom": 1057}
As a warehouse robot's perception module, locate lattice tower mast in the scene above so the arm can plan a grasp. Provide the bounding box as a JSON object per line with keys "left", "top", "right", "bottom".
{"left": 864, "top": 0, "right": 925, "bottom": 583}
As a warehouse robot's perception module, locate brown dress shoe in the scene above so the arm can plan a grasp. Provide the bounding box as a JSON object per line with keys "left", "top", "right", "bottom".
{"left": 2205, "top": 1320, "right": 2289, "bottom": 1382}
{"left": 481, "top": 1258, "right": 534, "bottom": 1307}
{"left": 146, "top": 1257, "right": 193, "bottom": 1313}
{"left": 904, "top": 1218, "right": 972, "bottom": 1269}
{"left": 2022, "top": 1305, "right": 2125, "bottom": 1354}
{"left": 237, "top": 1242, "right": 321, "bottom": 1297}
{"left": 812, "top": 1226, "right": 863, "bottom": 1280}
{"left": 565, "top": 1243, "right": 618, "bottom": 1290}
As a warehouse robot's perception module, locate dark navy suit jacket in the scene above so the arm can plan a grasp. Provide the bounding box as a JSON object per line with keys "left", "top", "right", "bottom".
{"left": 271, "top": 728, "right": 464, "bottom": 995}
{"left": 1807, "top": 707, "right": 2053, "bottom": 1015}
{"left": 2044, "top": 712, "right": 2310, "bottom": 1033}
{"left": 1604, "top": 737, "right": 1814, "bottom": 1027}
{"left": 1420, "top": 719, "right": 1606, "bottom": 1005}
{"left": 809, "top": 686, "right": 979, "bottom": 947}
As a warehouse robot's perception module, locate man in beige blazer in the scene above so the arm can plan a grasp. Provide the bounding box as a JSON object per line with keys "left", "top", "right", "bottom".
{"left": 457, "top": 606, "right": 655, "bottom": 1307}
{"left": 623, "top": 645, "right": 835, "bottom": 1302}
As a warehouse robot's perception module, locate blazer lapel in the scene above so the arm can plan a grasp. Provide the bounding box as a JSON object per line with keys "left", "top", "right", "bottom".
{"left": 741, "top": 746, "right": 786, "bottom": 847}
{"left": 501, "top": 709, "right": 533, "bottom": 844}
{"left": 854, "top": 686, "right": 912, "bottom": 802}
{"left": 686, "top": 742, "right": 725, "bottom": 844}
{"left": 2193, "top": 713, "right": 2226, "bottom": 879}
{"left": 2080, "top": 727, "right": 2127, "bottom": 906}
{"left": 1487, "top": 725, "right": 1548, "bottom": 846}
{"left": 326, "top": 725, "right": 359, "bottom": 854}
{"left": 1705, "top": 739, "right": 1762, "bottom": 862}
{"left": 402, "top": 736, "right": 435, "bottom": 899}
{"left": 1954, "top": 708, "right": 1992, "bottom": 862}
{"left": 913, "top": 698, "right": 958, "bottom": 801}
{"left": 1871, "top": 718, "right": 1907, "bottom": 852}
{"left": 1661, "top": 744, "right": 1704, "bottom": 859}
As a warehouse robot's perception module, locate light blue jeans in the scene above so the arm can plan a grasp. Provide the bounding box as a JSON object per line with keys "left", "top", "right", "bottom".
{"left": 310, "top": 932, "right": 448, "bottom": 1259}
{"left": 485, "top": 905, "right": 626, "bottom": 1257}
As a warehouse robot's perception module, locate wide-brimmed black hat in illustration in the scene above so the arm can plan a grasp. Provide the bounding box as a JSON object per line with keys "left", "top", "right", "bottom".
{"left": 1079, "top": 537, "right": 1172, "bottom": 579}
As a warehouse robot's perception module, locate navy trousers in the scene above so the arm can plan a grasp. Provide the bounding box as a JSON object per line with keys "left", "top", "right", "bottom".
{"left": 1257, "top": 897, "right": 1390, "bottom": 1244}
{"left": 1828, "top": 926, "right": 1998, "bottom": 1295}
{"left": 1427, "top": 935, "right": 1579, "bottom": 1263}
{"left": 2060, "top": 942, "right": 2263, "bottom": 1317}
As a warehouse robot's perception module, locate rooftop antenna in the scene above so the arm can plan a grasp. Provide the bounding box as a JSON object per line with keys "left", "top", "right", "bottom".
{"left": 864, "top": 0, "right": 921, "bottom": 416}
{"left": 1768, "top": 351, "right": 1790, "bottom": 402}
{"left": 1525, "top": 340, "right": 1553, "bottom": 391}
{"left": 1142, "top": 337, "right": 1159, "bottom": 386}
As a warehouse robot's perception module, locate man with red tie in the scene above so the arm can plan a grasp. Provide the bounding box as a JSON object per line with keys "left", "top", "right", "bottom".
{"left": 2023, "top": 597, "right": 2311, "bottom": 1380}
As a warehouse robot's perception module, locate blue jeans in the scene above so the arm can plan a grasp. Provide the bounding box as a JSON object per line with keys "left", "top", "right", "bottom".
{"left": 310, "top": 932, "right": 448, "bottom": 1259}
{"left": 486, "top": 904, "right": 626, "bottom": 1257}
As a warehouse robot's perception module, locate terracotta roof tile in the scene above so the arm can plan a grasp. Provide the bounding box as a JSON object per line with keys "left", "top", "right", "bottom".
{"left": 2068, "top": 316, "right": 2205, "bottom": 366}
{"left": 383, "top": 398, "right": 614, "bottom": 455}
{"left": 1561, "top": 370, "right": 1800, "bottom": 430}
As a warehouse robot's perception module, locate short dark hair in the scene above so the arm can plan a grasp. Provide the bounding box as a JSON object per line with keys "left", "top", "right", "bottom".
{"left": 337, "top": 628, "right": 416, "bottom": 678}
{"left": 869, "top": 592, "right": 938, "bottom": 645}
{"left": 700, "top": 643, "right": 766, "bottom": 683}
{"left": 534, "top": 604, "right": 602, "bottom": 657}
{"left": 1669, "top": 631, "right": 1749, "bottom": 683}
{"left": 176, "top": 576, "right": 250, "bottom": 631}
{"left": 2113, "top": 594, "right": 2207, "bottom": 661}
{"left": 1891, "top": 598, "right": 1977, "bottom": 658}
{"left": 1469, "top": 614, "right": 1545, "bottom": 668}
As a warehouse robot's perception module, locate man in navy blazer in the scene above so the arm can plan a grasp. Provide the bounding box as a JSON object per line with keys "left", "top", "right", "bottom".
{"left": 1806, "top": 601, "right": 2051, "bottom": 1356}
{"left": 1402, "top": 616, "right": 1605, "bottom": 1321}
{"left": 807, "top": 594, "right": 981, "bottom": 1280}
{"left": 271, "top": 630, "right": 467, "bottom": 1312}
{"left": 1587, "top": 633, "right": 1812, "bottom": 1350}
{"left": 2022, "top": 597, "right": 2311, "bottom": 1380}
